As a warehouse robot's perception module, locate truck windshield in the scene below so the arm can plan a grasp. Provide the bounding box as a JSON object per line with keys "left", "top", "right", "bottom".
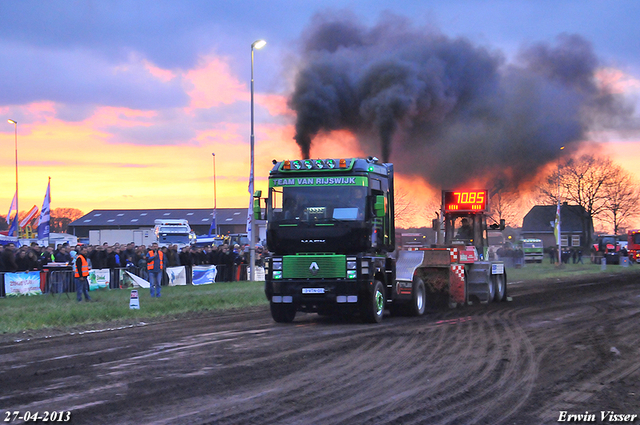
{"left": 270, "top": 186, "right": 367, "bottom": 223}
{"left": 158, "top": 234, "right": 189, "bottom": 243}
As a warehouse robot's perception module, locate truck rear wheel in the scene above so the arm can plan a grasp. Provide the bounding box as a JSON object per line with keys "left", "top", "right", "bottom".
{"left": 493, "top": 273, "right": 506, "bottom": 302}
{"left": 409, "top": 277, "right": 426, "bottom": 316}
{"left": 270, "top": 302, "right": 296, "bottom": 323}
{"left": 361, "top": 280, "right": 385, "bottom": 323}
{"left": 487, "top": 274, "right": 496, "bottom": 303}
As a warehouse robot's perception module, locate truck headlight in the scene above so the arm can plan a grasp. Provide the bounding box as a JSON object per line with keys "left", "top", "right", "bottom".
{"left": 272, "top": 260, "right": 282, "bottom": 271}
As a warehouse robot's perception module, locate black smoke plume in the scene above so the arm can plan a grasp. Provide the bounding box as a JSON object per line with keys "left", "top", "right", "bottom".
{"left": 288, "top": 12, "right": 633, "bottom": 189}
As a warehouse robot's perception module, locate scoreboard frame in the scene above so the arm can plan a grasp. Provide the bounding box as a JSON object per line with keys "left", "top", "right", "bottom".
{"left": 443, "top": 190, "right": 489, "bottom": 213}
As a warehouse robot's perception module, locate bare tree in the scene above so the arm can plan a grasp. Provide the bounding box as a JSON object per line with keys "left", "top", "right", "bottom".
{"left": 537, "top": 154, "right": 617, "bottom": 245}
{"left": 394, "top": 189, "right": 420, "bottom": 228}
{"left": 50, "top": 208, "right": 84, "bottom": 233}
{"left": 601, "top": 166, "right": 640, "bottom": 235}
{"left": 489, "top": 188, "right": 522, "bottom": 228}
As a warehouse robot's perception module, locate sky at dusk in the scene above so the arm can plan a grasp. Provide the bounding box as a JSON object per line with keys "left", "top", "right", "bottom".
{"left": 1, "top": 0, "right": 639, "bottom": 228}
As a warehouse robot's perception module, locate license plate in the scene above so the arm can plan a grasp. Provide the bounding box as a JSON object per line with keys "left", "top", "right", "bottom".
{"left": 302, "top": 288, "right": 325, "bottom": 294}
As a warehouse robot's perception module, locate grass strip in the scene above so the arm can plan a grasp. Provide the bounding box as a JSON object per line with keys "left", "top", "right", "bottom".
{"left": 2, "top": 262, "right": 638, "bottom": 335}
{"left": 1, "top": 281, "right": 267, "bottom": 335}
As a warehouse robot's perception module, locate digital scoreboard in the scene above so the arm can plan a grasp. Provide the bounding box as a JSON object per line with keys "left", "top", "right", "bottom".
{"left": 443, "top": 190, "right": 488, "bottom": 213}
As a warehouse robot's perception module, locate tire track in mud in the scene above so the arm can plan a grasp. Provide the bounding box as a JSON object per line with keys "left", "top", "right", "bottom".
{"left": 166, "top": 307, "right": 536, "bottom": 425}
{"left": 382, "top": 308, "right": 537, "bottom": 425}
{"left": 5, "top": 273, "right": 640, "bottom": 425}
{"left": 527, "top": 287, "right": 640, "bottom": 424}
{"left": 193, "top": 324, "right": 426, "bottom": 424}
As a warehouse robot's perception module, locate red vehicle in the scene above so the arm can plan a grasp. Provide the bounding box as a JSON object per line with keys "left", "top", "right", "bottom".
{"left": 591, "top": 234, "right": 621, "bottom": 264}
{"left": 628, "top": 230, "right": 640, "bottom": 263}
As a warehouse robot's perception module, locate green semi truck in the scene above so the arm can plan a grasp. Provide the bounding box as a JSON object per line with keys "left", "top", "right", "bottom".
{"left": 519, "top": 238, "right": 544, "bottom": 263}
{"left": 261, "top": 157, "right": 508, "bottom": 323}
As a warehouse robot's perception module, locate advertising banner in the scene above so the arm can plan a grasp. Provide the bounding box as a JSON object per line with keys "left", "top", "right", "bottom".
{"left": 124, "top": 271, "right": 150, "bottom": 288}
{"left": 249, "top": 266, "right": 266, "bottom": 281}
{"left": 88, "top": 269, "right": 110, "bottom": 291}
{"left": 167, "top": 266, "right": 187, "bottom": 286}
{"left": 192, "top": 265, "right": 217, "bottom": 285}
{"left": 5, "top": 271, "right": 42, "bottom": 296}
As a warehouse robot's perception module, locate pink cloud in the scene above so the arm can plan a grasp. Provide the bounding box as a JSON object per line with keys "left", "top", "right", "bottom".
{"left": 256, "top": 93, "right": 295, "bottom": 117}
{"left": 185, "top": 56, "right": 247, "bottom": 111}
{"left": 596, "top": 68, "right": 640, "bottom": 94}
{"left": 144, "top": 60, "right": 177, "bottom": 83}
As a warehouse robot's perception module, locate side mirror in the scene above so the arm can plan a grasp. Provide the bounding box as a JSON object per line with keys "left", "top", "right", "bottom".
{"left": 500, "top": 219, "right": 506, "bottom": 230}
{"left": 432, "top": 219, "right": 439, "bottom": 231}
{"left": 374, "top": 195, "right": 385, "bottom": 218}
{"left": 253, "top": 198, "right": 262, "bottom": 220}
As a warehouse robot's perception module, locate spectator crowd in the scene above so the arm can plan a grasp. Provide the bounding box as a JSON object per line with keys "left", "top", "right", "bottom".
{"left": 0, "top": 241, "right": 266, "bottom": 283}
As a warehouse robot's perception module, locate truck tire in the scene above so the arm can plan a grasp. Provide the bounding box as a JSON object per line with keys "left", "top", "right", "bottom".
{"left": 270, "top": 302, "right": 296, "bottom": 323}
{"left": 361, "top": 280, "right": 385, "bottom": 323}
{"left": 487, "top": 273, "right": 496, "bottom": 303}
{"left": 409, "top": 277, "right": 426, "bottom": 316}
{"left": 493, "top": 273, "right": 506, "bottom": 302}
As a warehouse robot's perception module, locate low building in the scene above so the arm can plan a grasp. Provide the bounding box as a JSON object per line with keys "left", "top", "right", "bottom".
{"left": 68, "top": 208, "right": 265, "bottom": 246}
{"left": 521, "top": 202, "right": 594, "bottom": 249}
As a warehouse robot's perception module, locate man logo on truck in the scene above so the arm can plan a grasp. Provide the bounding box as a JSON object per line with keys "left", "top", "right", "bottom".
{"left": 309, "top": 262, "right": 319, "bottom": 275}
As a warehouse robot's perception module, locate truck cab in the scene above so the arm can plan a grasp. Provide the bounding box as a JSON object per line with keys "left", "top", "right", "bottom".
{"left": 519, "top": 238, "right": 544, "bottom": 263}
{"left": 153, "top": 219, "right": 196, "bottom": 249}
{"left": 264, "top": 157, "right": 395, "bottom": 323}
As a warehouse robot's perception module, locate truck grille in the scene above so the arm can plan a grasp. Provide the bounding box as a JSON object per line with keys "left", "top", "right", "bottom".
{"left": 283, "top": 254, "right": 346, "bottom": 279}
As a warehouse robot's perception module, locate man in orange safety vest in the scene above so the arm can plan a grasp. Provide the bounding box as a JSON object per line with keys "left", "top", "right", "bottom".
{"left": 74, "top": 245, "right": 92, "bottom": 302}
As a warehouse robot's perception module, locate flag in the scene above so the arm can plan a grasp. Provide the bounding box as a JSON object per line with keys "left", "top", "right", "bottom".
{"left": 37, "top": 179, "right": 51, "bottom": 240}
{"left": 8, "top": 212, "right": 18, "bottom": 237}
{"left": 208, "top": 210, "right": 216, "bottom": 237}
{"left": 247, "top": 159, "right": 253, "bottom": 240}
{"left": 19, "top": 205, "right": 39, "bottom": 228}
{"left": 6, "top": 192, "right": 17, "bottom": 225}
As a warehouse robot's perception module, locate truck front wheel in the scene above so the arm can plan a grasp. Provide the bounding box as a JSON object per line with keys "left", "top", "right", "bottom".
{"left": 270, "top": 302, "right": 296, "bottom": 323}
{"left": 361, "top": 280, "right": 385, "bottom": 323}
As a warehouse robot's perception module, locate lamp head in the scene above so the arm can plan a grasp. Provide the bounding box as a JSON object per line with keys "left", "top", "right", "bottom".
{"left": 8, "top": 119, "right": 17, "bottom": 124}
{"left": 252, "top": 39, "right": 267, "bottom": 49}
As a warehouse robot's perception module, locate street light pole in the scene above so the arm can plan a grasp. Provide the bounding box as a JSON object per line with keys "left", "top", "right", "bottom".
{"left": 557, "top": 146, "right": 564, "bottom": 266}
{"left": 249, "top": 39, "right": 266, "bottom": 282}
{"left": 8, "top": 119, "right": 18, "bottom": 229}
{"left": 212, "top": 152, "right": 217, "bottom": 235}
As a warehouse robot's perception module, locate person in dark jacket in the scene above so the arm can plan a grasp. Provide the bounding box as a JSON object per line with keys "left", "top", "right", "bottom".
{"left": 90, "top": 244, "right": 108, "bottom": 269}
{"left": 1, "top": 244, "right": 18, "bottom": 272}
{"left": 55, "top": 244, "right": 72, "bottom": 264}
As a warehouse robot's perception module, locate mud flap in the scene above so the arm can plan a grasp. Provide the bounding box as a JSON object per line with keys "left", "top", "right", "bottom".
{"left": 449, "top": 264, "right": 466, "bottom": 307}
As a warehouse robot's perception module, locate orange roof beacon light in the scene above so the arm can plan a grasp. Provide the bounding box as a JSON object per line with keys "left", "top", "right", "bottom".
{"left": 283, "top": 160, "right": 291, "bottom": 170}
{"left": 339, "top": 158, "right": 347, "bottom": 168}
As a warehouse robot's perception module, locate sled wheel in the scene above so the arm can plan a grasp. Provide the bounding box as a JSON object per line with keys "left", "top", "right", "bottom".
{"left": 493, "top": 273, "right": 506, "bottom": 302}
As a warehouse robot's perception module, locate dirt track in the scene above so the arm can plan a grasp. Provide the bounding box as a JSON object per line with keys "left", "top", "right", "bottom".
{"left": 2, "top": 271, "right": 640, "bottom": 425}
